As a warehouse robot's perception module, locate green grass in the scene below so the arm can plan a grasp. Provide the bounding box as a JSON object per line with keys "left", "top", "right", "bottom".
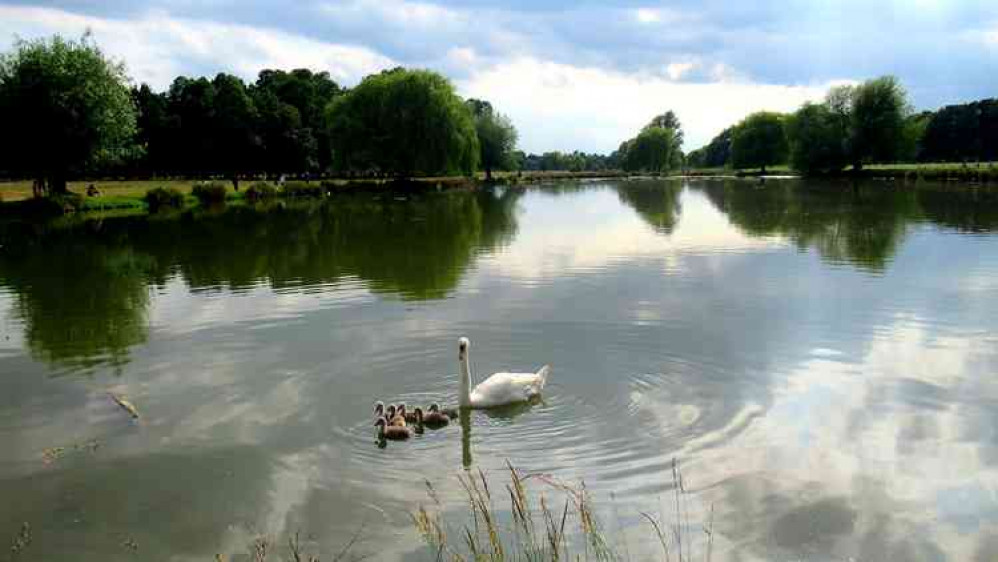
{"left": 685, "top": 161, "right": 998, "bottom": 181}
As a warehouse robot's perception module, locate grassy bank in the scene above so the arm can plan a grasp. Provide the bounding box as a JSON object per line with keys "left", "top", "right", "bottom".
{"left": 0, "top": 172, "right": 635, "bottom": 217}
{"left": 685, "top": 161, "right": 998, "bottom": 182}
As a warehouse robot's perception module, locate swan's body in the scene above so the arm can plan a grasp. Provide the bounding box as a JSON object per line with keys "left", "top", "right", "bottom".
{"left": 458, "top": 337, "right": 550, "bottom": 409}
{"left": 375, "top": 417, "right": 411, "bottom": 440}
{"left": 420, "top": 404, "right": 450, "bottom": 428}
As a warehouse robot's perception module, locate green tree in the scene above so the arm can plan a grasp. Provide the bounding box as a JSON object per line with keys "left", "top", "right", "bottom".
{"left": 466, "top": 99, "right": 518, "bottom": 181}
{"left": 702, "top": 126, "right": 734, "bottom": 168}
{"left": 731, "top": 111, "right": 788, "bottom": 173}
{"left": 849, "top": 75, "right": 909, "bottom": 170}
{"left": 166, "top": 76, "right": 217, "bottom": 177}
{"left": 0, "top": 34, "right": 136, "bottom": 194}
{"left": 327, "top": 68, "right": 478, "bottom": 178}
{"left": 252, "top": 68, "right": 340, "bottom": 172}
{"left": 625, "top": 127, "right": 678, "bottom": 172}
{"left": 919, "top": 98, "right": 998, "bottom": 163}
{"left": 786, "top": 102, "right": 848, "bottom": 174}
{"left": 212, "top": 73, "right": 260, "bottom": 189}
{"left": 253, "top": 89, "right": 309, "bottom": 175}
{"left": 132, "top": 84, "right": 170, "bottom": 175}
{"left": 645, "top": 110, "right": 685, "bottom": 148}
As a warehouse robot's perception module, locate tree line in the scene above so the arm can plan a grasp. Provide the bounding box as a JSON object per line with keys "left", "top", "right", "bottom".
{"left": 3, "top": 34, "right": 992, "bottom": 195}
{"left": 0, "top": 34, "right": 518, "bottom": 194}
{"left": 687, "top": 76, "right": 998, "bottom": 174}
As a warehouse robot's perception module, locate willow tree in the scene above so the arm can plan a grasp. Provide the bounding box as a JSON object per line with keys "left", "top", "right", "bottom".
{"left": 850, "top": 75, "right": 909, "bottom": 170}
{"left": 731, "top": 111, "right": 788, "bottom": 173}
{"left": 326, "top": 68, "right": 478, "bottom": 178}
{"left": 466, "top": 99, "right": 518, "bottom": 181}
{"left": 0, "top": 34, "right": 136, "bottom": 194}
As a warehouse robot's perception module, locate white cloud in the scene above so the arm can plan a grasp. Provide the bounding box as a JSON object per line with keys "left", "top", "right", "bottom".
{"left": 0, "top": 4, "right": 850, "bottom": 153}
{"left": 317, "top": 0, "right": 466, "bottom": 31}
{"left": 632, "top": 7, "right": 689, "bottom": 26}
{"left": 634, "top": 8, "right": 663, "bottom": 24}
{"left": 665, "top": 61, "right": 697, "bottom": 80}
{"left": 0, "top": 5, "right": 395, "bottom": 90}
{"left": 458, "top": 57, "right": 837, "bottom": 153}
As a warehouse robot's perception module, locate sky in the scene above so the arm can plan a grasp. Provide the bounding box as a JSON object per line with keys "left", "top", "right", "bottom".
{"left": 1, "top": 0, "right": 996, "bottom": 153}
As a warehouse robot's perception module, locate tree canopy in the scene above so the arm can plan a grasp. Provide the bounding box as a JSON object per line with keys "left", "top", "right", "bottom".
{"left": 918, "top": 98, "right": 998, "bottom": 163}
{"left": 467, "top": 99, "right": 519, "bottom": 180}
{"left": 0, "top": 33, "right": 136, "bottom": 193}
{"left": 786, "top": 102, "right": 848, "bottom": 175}
{"left": 613, "top": 110, "right": 684, "bottom": 172}
{"left": 686, "top": 126, "right": 733, "bottom": 169}
{"left": 731, "top": 112, "right": 788, "bottom": 172}
{"left": 327, "top": 68, "right": 479, "bottom": 178}
{"left": 850, "top": 76, "right": 909, "bottom": 169}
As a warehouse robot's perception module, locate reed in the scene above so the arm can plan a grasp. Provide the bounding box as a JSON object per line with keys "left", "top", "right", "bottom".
{"left": 412, "top": 460, "right": 712, "bottom": 562}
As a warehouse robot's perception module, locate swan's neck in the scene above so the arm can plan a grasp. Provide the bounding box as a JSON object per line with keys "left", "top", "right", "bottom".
{"left": 459, "top": 352, "right": 472, "bottom": 408}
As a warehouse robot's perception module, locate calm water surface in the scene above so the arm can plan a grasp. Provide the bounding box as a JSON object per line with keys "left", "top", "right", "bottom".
{"left": 1, "top": 178, "right": 997, "bottom": 561}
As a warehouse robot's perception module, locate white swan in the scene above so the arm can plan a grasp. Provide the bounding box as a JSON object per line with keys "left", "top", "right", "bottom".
{"left": 458, "top": 337, "right": 550, "bottom": 408}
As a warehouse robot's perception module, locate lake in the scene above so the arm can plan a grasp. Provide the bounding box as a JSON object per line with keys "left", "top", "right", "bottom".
{"left": 1, "top": 178, "right": 997, "bottom": 561}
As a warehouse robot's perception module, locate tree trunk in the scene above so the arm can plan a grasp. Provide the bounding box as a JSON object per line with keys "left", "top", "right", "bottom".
{"left": 47, "top": 173, "right": 68, "bottom": 195}
{"left": 32, "top": 177, "right": 46, "bottom": 198}
{"left": 761, "top": 164, "right": 767, "bottom": 175}
{"left": 231, "top": 175, "right": 240, "bottom": 192}
{"left": 485, "top": 167, "right": 493, "bottom": 182}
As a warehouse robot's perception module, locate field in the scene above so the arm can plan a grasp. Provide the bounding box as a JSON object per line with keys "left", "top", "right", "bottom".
{"left": 0, "top": 180, "right": 212, "bottom": 202}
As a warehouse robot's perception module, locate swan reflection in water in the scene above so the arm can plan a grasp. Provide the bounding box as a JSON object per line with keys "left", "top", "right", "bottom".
{"left": 460, "top": 397, "right": 544, "bottom": 469}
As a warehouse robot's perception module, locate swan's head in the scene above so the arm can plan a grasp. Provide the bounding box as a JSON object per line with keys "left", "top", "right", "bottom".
{"left": 458, "top": 337, "right": 470, "bottom": 360}
{"left": 374, "top": 401, "right": 385, "bottom": 416}
{"left": 386, "top": 404, "right": 397, "bottom": 419}
{"left": 374, "top": 417, "right": 387, "bottom": 428}
{"left": 413, "top": 407, "right": 423, "bottom": 423}
{"left": 429, "top": 402, "right": 440, "bottom": 413}
{"left": 397, "top": 403, "right": 407, "bottom": 416}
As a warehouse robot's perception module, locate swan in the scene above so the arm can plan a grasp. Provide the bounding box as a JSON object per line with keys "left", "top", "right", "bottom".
{"left": 458, "top": 337, "right": 550, "bottom": 408}
{"left": 375, "top": 417, "right": 412, "bottom": 440}
{"left": 430, "top": 403, "right": 459, "bottom": 420}
{"left": 385, "top": 404, "right": 406, "bottom": 427}
{"left": 418, "top": 405, "right": 450, "bottom": 429}
{"left": 397, "top": 403, "right": 421, "bottom": 424}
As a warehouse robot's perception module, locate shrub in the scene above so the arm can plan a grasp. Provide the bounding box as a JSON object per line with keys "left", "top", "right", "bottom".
{"left": 191, "top": 182, "right": 228, "bottom": 204}
{"left": 246, "top": 181, "right": 279, "bottom": 202}
{"left": 143, "top": 186, "right": 185, "bottom": 212}
{"left": 48, "top": 192, "right": 83, "bottom": 213}
{"left": 283, "top": 181, "right": 323, "bottom": 198}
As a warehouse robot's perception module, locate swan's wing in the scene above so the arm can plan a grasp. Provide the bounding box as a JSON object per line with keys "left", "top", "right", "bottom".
{"left": 470, "top": 371, "right": 547, "bottom": 407}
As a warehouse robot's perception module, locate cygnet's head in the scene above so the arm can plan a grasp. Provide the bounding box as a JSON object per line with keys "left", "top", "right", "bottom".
{"left": 386, "top": 404, "right": 397, "bottom": 418}
{"left": 374, "top": 417, "right": 387, "bottom": 428}
{"left": 397, "top": 403, "right": 407, "bottom": 416}
{"left": 458, "top": 337, "right": 470, "bottom": 359}
{"left": 413, "top": 407, "right": 423, "bottom": 422}
{"left": 374, "top": 401, "right": 385, "bottom": 416}
{"left": 429, "top": 402, "right": 440, "bottom": 413}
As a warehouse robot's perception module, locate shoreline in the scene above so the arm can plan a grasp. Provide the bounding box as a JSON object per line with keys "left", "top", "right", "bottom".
{"left": 2, "top": 166, "right": 995, "bottom": 219}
